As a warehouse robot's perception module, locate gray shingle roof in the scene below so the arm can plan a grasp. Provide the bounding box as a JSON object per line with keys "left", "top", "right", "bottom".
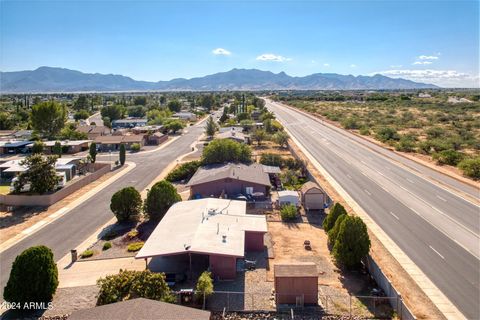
{"left": 68, "top": 298, "right": 211, "bottom": 320}
{"left": 187, "top": 163, "right": 270, "bottom": 187}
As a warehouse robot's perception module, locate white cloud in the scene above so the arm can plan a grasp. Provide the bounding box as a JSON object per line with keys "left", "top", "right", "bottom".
{"left": 323, "top": 63, "right": 330, "bottom": 67}
{"left": 256, "top": 53, "right": 291, "bottom": 62}
{"left": 350, "top": 64, "right": 357, "bottom": 68}
{"left": 375, "top": 69, "right": 479, "bottom": 88}
{"left": 418, "top": 55, "right": 439, "bottom": 60}
{"left": 390, "top": 64, "right": 403, "bottom": 68}
{"left": 212, "top": 48, "right": 231, "bottom": 56}
{"left": 413, "top": 61, "right": 433, "bottom": 65}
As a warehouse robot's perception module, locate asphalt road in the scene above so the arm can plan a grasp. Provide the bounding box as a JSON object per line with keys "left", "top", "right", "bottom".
{"left": 266, "top": 99, "right": 480, "bottom": 319}
{"left": 0, "top": 116, "right": 213, "bottom": 300}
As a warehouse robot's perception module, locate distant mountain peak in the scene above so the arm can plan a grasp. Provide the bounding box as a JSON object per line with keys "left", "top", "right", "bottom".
{"left": 0, "top": 67, "right": 438, "bottom": 93}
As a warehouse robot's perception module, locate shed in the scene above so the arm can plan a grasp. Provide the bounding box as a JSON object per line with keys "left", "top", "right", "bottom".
{"left": 300, "top": 181, "right": 327, "bottom": 210}
{"left": 274, "top": 262, "right": 318, "bottom": 305}
{"left": 277, "top": 190, "right": 300, "bottom": 207}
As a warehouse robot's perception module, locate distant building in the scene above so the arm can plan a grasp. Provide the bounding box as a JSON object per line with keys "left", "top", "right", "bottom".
{"left": 43, "top": 140, "right": 91, "bottom": 154}
{"left": 94, "top": 134, "right": 145, "bottom": 151}
{"left": 172, "top": 112, "right": 197, "bottom": 121}
{"left": 112, "top": 118, "right": 148, "bottom": 129}
{"left": 418, "top": 93, "right": 432, "bottom": 98}
{"left": 216, "top": 129, "right": 249, "bottom": 144}
{"left": 77, "top": 125, "right": 110, "bottom": 140}
{"left": 0, "top": 140, "right": 33, "bottom": 155}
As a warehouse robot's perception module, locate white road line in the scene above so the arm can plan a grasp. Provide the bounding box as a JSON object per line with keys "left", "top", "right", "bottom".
{"left": 364, "top": 189, "right": 371, "bottom": 196}
{"left": 389, "top": 211, "right": 400, "bottom": 220}
{"left": 436, "top": 195, "right": 447, "bottom": 202}
{"left": 346, "top": 174, "right": 352, "bottom": 179}
{"left": 429, "top": 245, "right": 445, "bottom": 260}
{"left": 406, "top": 178, "right": 415, "bottom": 184}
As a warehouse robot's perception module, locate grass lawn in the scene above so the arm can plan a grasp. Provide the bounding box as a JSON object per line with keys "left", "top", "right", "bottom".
{"left": 0, "top": 182, "right": 10, "bottom": 195}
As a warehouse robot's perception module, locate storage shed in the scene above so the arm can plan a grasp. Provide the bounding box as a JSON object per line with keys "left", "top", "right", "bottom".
{"left": 274, "top": 262, "right": 318, "bottom": 305}
{"left": 300, "top": 181, "right": 327, "bottom": 210}
{"left": 277, "top": 190, "right": 300, "bottom": 207}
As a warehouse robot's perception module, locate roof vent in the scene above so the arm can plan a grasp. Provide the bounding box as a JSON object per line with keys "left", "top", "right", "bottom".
{"left": 222, "top": 235, "right": 227, "bottom": 243}
{"left": 208, "top": 208, "right": 217, "bottom": 215}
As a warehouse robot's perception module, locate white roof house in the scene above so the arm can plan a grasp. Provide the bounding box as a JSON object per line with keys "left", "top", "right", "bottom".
{"left": 277, "top": 190, "right": 300, "bottom": 207}
{"left": 136, "top": 198, "right": 268, "bottom": 259}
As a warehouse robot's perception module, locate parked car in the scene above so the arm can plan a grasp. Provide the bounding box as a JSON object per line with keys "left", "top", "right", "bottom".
{"left": 10, "top": 172, "right": 67, "bottom": 193}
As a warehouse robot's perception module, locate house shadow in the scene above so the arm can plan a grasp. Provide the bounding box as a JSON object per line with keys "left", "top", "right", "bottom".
{"left": 0, "top": 206, "right": 48, "bottom": 231}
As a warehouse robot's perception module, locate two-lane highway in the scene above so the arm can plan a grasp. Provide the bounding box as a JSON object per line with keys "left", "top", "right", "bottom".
{"left": 267, "top": 99, "right": 480, "bottom": 319}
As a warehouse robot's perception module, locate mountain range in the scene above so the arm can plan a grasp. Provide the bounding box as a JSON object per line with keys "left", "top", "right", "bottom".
{"left": 0, "top": 66, "right": 438, "bottom": 93}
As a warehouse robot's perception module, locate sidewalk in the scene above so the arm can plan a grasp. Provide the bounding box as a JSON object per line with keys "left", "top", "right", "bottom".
{"left": 58, "top": 257, "right": 145, "bottom": 288}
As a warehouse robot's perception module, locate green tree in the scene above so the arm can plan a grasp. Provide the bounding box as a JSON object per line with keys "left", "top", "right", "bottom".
{"left": 101, "top": 105, "right": 124, "bottom": 121}
{"left": 163, "top": 119, "right": 185, "bottom": 133}
{"left": 30, "top": 101, "right": 67, "bottom": 138}
{"left": 323, "top": 203, "right": 348, "bottom": 232}
{"left": 251, "top": 129, "right": 266, "bottom": 145}
{"left": 280, "top": 204, "right": 297, "bottom": 221}
{"left": 31, "top": 141, "right": 45, "bottom": 154}
{"left": 74, "top": 95, "right": 89, "bottom": 111}
{"left": 97, "top": 269, "right": 174, "bottom": 306}
{"left": 53, "top": 141, "right": 62, "bottom": 157}
{"left": 200, "top": 94, "right": 215, "bottom": 111}
{"left": 167, "top": 99, "right": 182, "bottom": 112}
{"left": 219, "top": 108, "right": 228, "bottom": 123}
{"left": 333, "top": 216, "right": 371, "bottom": 269}
{"left": 144, "top": 180, "right": 181, "bottom": 221}
{"left": 273, "top": 131, "right": 289, "bottom": 148}
{"left": 13, "top": 155, "right": 60, "bottom": 194}
{"left": 260, "top": 153, "right": 283, "bottom": 167}
{"left": 119, "top": 144, "right": 126, "bottom": 165}
{"left": 205, "top": 116, "right": 217, "bottom": 137}
{"left": 327, "top": 214, "right": 347, "bottom": 246}
{"left": 202, "top": 139, "right": 252, "bottom": 165}
{"left": 432, "top": 150, "right": 465, "bottom": 166}
{"left": 59, "top": 123, "right": 88, "bottom": 140}
{"left": 195, "top": 271, "right": 214, "bottom": 309}
{"left": 127, "top": 105, "right": 146, "bottom": 118}
{"left": 0, "top": 112, "right": 14, "bottom": 130}
{"left": 133, "top": 96, "right": 147, "bottom": 106}
{"left": 74, "top": 110, "right": 90, "bottom": 121}
{"left": 458, "top": 157, "right": 480, "bottom": 179}
{"left": 89, "top": 142, "right": 97, "bottom": 163}
{"left": 4, "top": 246, "right": 58, "bottom": 307}
{"left": 110, "top": 186, "right": 142, "bottom": 222}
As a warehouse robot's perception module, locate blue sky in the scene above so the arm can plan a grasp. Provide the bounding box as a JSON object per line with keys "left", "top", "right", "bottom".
{"left": 1, "top": 0, "right": 478, "bottom": 87}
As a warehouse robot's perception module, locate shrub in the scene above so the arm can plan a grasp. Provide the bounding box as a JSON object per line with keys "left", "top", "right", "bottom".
{"left": 130, "top": 143, "right": 141, "bottom": 152}
{"left": 432, "top": 150, "right": 465, "bottom": 166}
{"left": 375, "top": 127, "right": 399, "bottom": 142}
{"left": 97, "top": 269, "right": 174, "bottom": 305}
{"left": 327, "top": 214, "right": 347, "bottom": 246}
{"left": 81, "top": 249, "right": 94, "bottom": 258}
{"left": 458, "top": 157, "right": 480, "bottom": 179}
{"left": 395, "top": 136, "right": 416, "bottom": 152}
{"left": 31, "top": 141, "right": 45, "bottom": 154}
{"left": 127, "top": 242, "right": 144, "bottom": 252}
{"left": 359, "top": 127, "right": 370, "bottom": 135}
{"left": 3, "top": 246, "right": 58, "bottom": 307}
{"left": 280, "top": 204, "right": 297, "bottom": 221}
{"left": 110, "top": 187, "right": 143, "bottom": 222}
{"left": 281, "top": 169, "right": 299, "bottom": 188}
{"left": 202, "top": 139, "right": 252, "bottom": 165}
{"left": 127, "top": 230, "right": 139, "bottom": 239}
{"left": 102, "top": 242, "right": 112, "bottom": 251}
{"left": 260, "top": 153, "right": 283, "bottom": 167}
{"left": 144, "top": 180, "right": 181, "bottom": 221}
{"left": 333, "top": 216, "right": 371, "bottom": 269}
{"left": 195, "top": 271, "right": 214, "bottom": 309}
{"left": 166, "top": 161, "right": 201, "bottom": 182}
{"left": 273, "top": 131, "right": 289, "bottom": 148}
{"left": 119, "top": 144, "right": 126, "bottom": 165}
{"left": 341, "top": 117, "right": 359, "bottom": 130}
{"left": 323, "top": 203, "right": 347, "bottom": 232}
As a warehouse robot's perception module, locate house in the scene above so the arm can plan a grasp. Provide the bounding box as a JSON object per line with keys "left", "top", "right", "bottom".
{"left": 146, "top": 132, "right": 168, "bottom": 145}
{"left": 43, "top": 140, "right": 91, "bottom": 154}
{"left": 219, "top": 126, "right": 244, "bottom": 133}
{"left": 68, "top": 298, "right": 211, "bottom": 320}
{"left": 173, "top": 112, "right": 197, "bottom": 121}
{"left": 0, "top": 157, "right": 81, "bottom": 182}
{"left": 0, "top": 140, "right": 33, "bottom": 155}
{"left": 216, "top": 129, "right": 249, "bottom": 144}
{"left": 136, "top": 198, "right": 268, "bottom": 280}
{"left": 112, "top": 118, "right": 148, "bottom": 129}
{"left": 77, "top": 125, "right": 110, "bottom": 140}
{"left": 187, "top": 163, "right": 271, "bottom": 199}
{"left": 418, "top": 93, "right": 432, "bottom": 98}
{"left": 94, "top": 135, "right": 145, "bottom": 151}
{"left": 274, "top": 262, "right": 318, "bottom": 305}
{"left": 131, "top": 125, "right": 163, "bottom": 135}
{"left": 277, "top": 190, "right": 300, "bottom": 207}
{"left": 300, "top": 181, "right": 328, "bottom": 211}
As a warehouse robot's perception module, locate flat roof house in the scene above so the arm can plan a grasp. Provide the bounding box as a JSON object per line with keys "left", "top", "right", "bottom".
{"left": 43, "top": 140, "right": 91, "bottom": 154}
{"left": 216, "top": 130, "right": 249, "bottom": 144}
{"left": 0, "top": 141, "right": 33, "bottom": 155}
{"left": 94, "top": 134, "right": 145, "bottom": 151}
{"left": 173, "top": 112, "right": 197, "bottom": 121}
{"left": 112, "top": 118, "right": 148, "bottom": 129}
{"left": 136, "top": 198, "right": 268, "bottom": 280}
{"left": 187, "top": 163, "right": 271, "bottom": 199}
{"left": 76, "top": 125, "right": 110, "bottom": 140}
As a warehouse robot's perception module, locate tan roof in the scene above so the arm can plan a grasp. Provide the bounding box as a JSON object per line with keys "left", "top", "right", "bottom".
{"left": 122, "top": 134, "right": 145, "bottom": 143}
{"left": 300, "top": 181, "right": 325, "bottom": 194}
{"left": 77, "top": 125, "right": 110, "bottom": 135}
{"left": 136, "top": 198, "right": 268, "bottom": 259}
{"left": 68, "top": 298, "right": 211, "bottom": 320}
{"left": 187, "top": 163, "right": 270, "bottom": 187}
{"left": 274, "top": 262, "right": 318, "bottom": 278}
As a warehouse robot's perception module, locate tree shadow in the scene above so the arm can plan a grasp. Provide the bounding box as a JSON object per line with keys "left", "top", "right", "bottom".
{"left": 0, "top": 206, "right": 48, "bottom": 230}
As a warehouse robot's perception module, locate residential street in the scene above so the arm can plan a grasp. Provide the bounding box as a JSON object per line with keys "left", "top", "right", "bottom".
{"left": 266, "top": 99, "right": 480, "bottom": 320}
{"left": 0, "top": 117, "right": 212, "bottom": 300}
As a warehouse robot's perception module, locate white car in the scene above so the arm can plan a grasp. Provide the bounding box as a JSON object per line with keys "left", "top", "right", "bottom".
{"left": 10, "top": 172, "right": 67, "bottom": 193}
